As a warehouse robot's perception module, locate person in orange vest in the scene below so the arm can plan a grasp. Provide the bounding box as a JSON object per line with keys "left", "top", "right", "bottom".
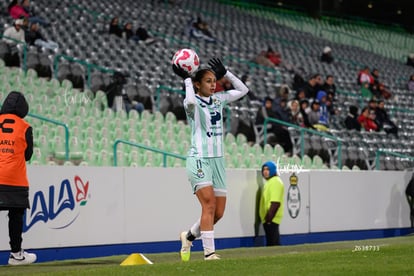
{"left": 0, "top": 91, "right": 36, "bottom": 265}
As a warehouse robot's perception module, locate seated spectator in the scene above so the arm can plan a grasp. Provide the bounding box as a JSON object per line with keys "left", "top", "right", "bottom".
{"left": 371, "top": 68, "right": 392, "bottom": 99}
{"left": 307, "top": 100, "right": 321, "bottom": 126}
{"left": 123, "top": 22, "right": 139, "bottom": 41}
{"left": 344, "top": 105, "right": 361, "bottom": 131}
{"left": 288, "top": 100, "right": 304, "bottom": 126}
{"left": 2, "top": 19, "right": 25, "bottom": 67}
{"left": 109, "top": 17, "right": 123, "bottom": 38}
{"left": 408, "top": 74, "right": 414, "bottom": 92}
{"left": 322, "top": 75, "right": 336, "bottom": 100}
{"left": 299, "top": 99, "right": 313, "bottom": 129}
{"left": 105, "top": 72, "right": 144, "bottom": 114}
{"left": 320, "top": 46, "right": 333, "bottom": 64}
{"left": 8, "top": 0, "right": 49, "bottom": 27}
{"left": 302, "top": 74, "right": 321, "bottom": 99}
{"left": 255, "top": 47, "right": 282, "bottom": 67}
{"left": 255, "top": 97, "right": 293, "bottom": 155}
{"left": 358, "top": 107, "right": 378, "bottom": 132}
{"left": 135, "top": 26, "right": 157, "bottom": 44}
{"left": 360, "top": 82, "right": 373, "bottom": 99}
{"left": 186, "top": 16, "right": 216, "bottom": 43}
{"left": 316, "top": 90, "right": 329, "bottom": 127}
{"left": 375, "top": 100, "right": 398, "bottom": 136}
{"left": 25, "top": 23, "right": 58, "bottom": 52}
{"left": 357, "top": 66, "right": 374, "bottom": 86}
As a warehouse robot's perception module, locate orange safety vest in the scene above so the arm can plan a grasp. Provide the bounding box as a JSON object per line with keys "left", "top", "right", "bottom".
{"left": 0, "top": 114, "right": 30, "bottom": 187}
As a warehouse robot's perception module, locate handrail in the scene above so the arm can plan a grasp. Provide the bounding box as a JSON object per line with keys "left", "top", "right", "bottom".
{"left": 0, "top": 35, "right": 27, "bottom": 73}
{"left": 53, "top": 54, "right": 115, "bottom": 89}
{"left": 263, "top": 117, "right": 342, "bottom": 168}
{"left": 68, "top": 4, "right": 110, "bottom": 22}
{"left": 375, "top": 149, "right": 414, "bottom": 170}
{"left": 27, "top": 112, "right": 70, "bottom": 161}
{"left": 113, "top": 139, "right": 186, "bottom": 167}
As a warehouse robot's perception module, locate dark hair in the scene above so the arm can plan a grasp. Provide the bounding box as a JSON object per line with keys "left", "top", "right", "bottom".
{"left": 193, "top": 68, "right": 215, "bottom": 83}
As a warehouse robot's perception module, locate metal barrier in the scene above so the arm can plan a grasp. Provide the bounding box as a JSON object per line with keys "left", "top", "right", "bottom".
{"left": 53, "top": 54, "right": 115, "bottom": 89}
{"left": 375, "top": 149, "right": 414, "bottom": 170}
{"left": 113, "top": 139, "right": 186, "bottom": 167}
{"left": 27, "top": 113, "right": 70, "bottom": 161}
{"left": 263, "top": 117, "right": 342, "bottom": 168}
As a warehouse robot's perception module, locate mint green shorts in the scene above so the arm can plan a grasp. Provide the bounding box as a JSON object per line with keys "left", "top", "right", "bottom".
{"left": 186, "top": 156, "right": 227, "bottom": 196}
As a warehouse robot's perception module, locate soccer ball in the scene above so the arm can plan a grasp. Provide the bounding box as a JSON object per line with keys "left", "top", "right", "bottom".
{"left": 172, "top": 48, "right": 200, "bottom": 75}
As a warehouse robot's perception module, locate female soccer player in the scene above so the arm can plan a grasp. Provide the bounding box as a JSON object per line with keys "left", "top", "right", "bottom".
{"left": 173, "top": 58, "right": 249, "bottom": 261}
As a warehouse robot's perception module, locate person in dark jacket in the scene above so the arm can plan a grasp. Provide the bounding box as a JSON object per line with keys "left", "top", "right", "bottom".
{"left": 0, "top": 91, "right": 37, "bottom": 265}
{"left": 344, "top": 105, "right": 361, "bottom": 131}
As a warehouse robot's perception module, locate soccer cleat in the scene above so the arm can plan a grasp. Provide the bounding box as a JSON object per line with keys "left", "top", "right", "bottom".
{"left": 180, "top": 231, "right": 192, "bottom": 262}
{"left": 8, "top": 250, "right": 37, "bottom": 265}
{"left": 204, "top": 253, "right": 220, "bottom": 261}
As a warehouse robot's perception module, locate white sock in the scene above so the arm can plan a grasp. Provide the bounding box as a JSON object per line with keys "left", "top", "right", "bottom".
{"left": 201, "top": 230, "right": 215, "bottom": 256}
{"left": 190, "top": 219, "right": 201, "bottom": 238}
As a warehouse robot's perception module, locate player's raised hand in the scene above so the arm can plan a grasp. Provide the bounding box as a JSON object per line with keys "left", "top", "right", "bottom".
{"left": 208, "top": 57, "right": 227, "bottom": 80}
{"left": 172, "top": 64, "right": 190, "bottom": 79}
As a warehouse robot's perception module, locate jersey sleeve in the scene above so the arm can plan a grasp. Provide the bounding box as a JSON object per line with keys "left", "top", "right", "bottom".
{"left": 216, "top": 71, "right": 249, "bottom": 103}
{"left": 183, "top": 77, "right": 196, "bottom": 116}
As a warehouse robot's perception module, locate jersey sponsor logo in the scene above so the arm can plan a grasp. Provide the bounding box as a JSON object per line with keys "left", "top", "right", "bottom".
{"left": 23, "top": 175, "right": 90, "bottom": 232}
{"left": 209, "top": 111, "right": 221, "bottom": 125}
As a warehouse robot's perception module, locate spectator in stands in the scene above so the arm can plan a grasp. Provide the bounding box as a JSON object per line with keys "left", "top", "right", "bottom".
{"left": 109, "top": 17, "right": 123, "bottom": 38}
{"left": 357, "top": 66, "right": 374, "bottom": 86}
{"left": 255, "top": 97, "right": 293, "bottom": 155}
{"left": 135, "top": 26, "right": 156, "bottom": 44}
{"left": 375, "top": 100, "right": 398, "bottom": 136}
{"left": 299, "top": 99, "right": 313, "bottom": 129}
{"left": 406, "top": 53, "right": 414, "bottom": 68}
{"left": 273, "top": 98, "right": 290, "bottom": 123}
{"left": 288, "top": 99, "right": 304, "bottom": 126}
{"left": 360, "top": 81, "right": 373, "bottom": 99}
{"left": 2, "top": 19, "right": 25, "bottom": 67}
{"left": 186, "top": 16, "right": 216, "bottom": 43}
{"left": 408, "top": 74, "right": 414, "bottom": 92}
{"left": 371, "top": 69, "right": 392, "bottom": 99}
{"left": 25, "top": 23, "right": 58, "bottom": 52}
{"left": 123, "top": 22, "right": 142, "bottom": 42}
{"left": 358, "top": 107, "right": 378, "bottom": 132}
{"left": 344, "top": 105, "right": 361, "bottom": 131}
{"left": 302, "top": 74, "right": 320, "bottom": 99}
{"left": 294, "top": 88, "right": 307, "bottom": 102}
{"left": 322, "top": 75, "right": 336, "bottom": 100}
{"left": 307, "top": 100, "right": 321, "bottom": 126}
{"left": 8, "top": 0, "right": 49, "bottom": 27}
{"left": 255, "top": 47, "right": 282, "bottom": 67}
{"left": 316, "top": 90, "right": 329, "bottom": 127}
{"left": 320, "top": 46, "right": 333, "bottom": 64}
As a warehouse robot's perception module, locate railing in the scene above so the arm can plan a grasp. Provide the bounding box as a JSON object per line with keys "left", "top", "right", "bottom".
{"left": 53, "top": 54, "right": 115, "bottom": 89}
{"left": 0, "top": 35, "right": 28, "bottom": 73}
{"left": 27, "top": 113, "right": 70, "bottom": 161}
{"left": 318, "top": 28, "right": 374, "bottom": 52}
{"left": 375, "top": 149, "right": 414, "bottom": 170}
{"left": 263, "top": 117, "right": 343, "bottom": 168}
{"left": 113, "top": 139, "right": 186, "bottom": 167}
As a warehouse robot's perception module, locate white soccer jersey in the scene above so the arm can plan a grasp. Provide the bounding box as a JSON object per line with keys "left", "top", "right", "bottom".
{"left": 184, "top": 71, "right": 249, "bottom": 158}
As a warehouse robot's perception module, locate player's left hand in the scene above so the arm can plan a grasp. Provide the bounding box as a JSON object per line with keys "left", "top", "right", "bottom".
{"left": 208, "top": 57, "right": 227, "bottom": 80}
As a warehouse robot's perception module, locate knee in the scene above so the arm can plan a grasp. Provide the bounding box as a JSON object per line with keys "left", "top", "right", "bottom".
{"left": 203, "top": 198, "right": 216, "bottom": 215}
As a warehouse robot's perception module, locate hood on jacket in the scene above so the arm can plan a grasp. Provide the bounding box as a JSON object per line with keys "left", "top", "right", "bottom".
{"left": 0, "top": 91, "right": 29, "bottom": 118}
{"left": 316, "top": 90, "right": 327, "bottom": 102}
{"left": 262, "top": 161, "right": 277, "bottom": 178}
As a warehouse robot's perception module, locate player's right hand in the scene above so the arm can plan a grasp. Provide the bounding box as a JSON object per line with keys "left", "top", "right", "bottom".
{"left": 172, "top": 64, "right": 190, "bottom": 79}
